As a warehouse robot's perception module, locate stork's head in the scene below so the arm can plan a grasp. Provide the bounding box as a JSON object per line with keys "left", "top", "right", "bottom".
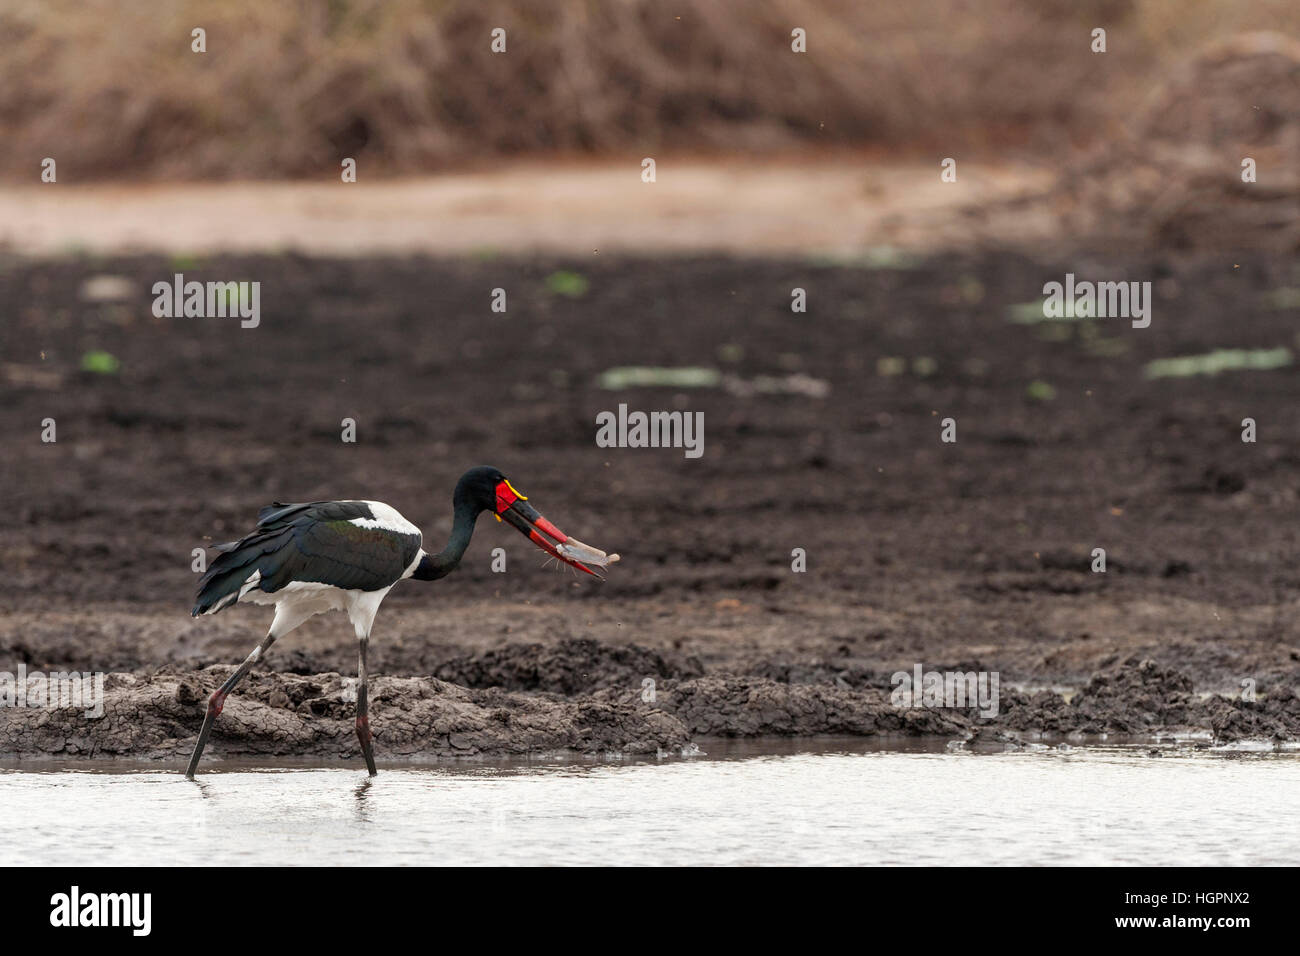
{"left": 455, "top": 465, "right": 619, "bottom": 578}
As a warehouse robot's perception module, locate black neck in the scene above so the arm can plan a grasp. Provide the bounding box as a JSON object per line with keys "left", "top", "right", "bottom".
{"left": 413, "top": 499, "right": 481, "bottom": 580}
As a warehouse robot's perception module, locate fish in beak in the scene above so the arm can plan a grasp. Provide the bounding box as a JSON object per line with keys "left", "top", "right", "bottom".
{"left": 493, "top": 478, "right": 619, "bottom": 578}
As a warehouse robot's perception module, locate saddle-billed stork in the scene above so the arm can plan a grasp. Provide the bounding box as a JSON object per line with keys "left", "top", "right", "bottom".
{"left": 186, "top": 466, "right": 617, "bottom": 778}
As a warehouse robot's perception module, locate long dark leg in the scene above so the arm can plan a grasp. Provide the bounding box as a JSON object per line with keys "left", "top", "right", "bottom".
{"left": 355, "top": 632, "right": 378, "bottom": 776}
{"left": 185, "top": 630, "right": 278, "bottom": 778}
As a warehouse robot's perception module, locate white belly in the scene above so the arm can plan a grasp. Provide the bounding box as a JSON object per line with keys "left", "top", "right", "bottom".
{"left": 243, "top": 576, "right": 394, "bottom": 639}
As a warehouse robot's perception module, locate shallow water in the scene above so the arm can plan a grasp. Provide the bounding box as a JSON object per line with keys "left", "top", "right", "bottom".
{"left": 3, "top": 739, "right": 1298, "bottom": 865}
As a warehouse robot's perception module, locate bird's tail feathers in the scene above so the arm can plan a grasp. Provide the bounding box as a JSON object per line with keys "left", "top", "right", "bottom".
{"left": 191, "top": 527, "right": 292, "bottom": 617}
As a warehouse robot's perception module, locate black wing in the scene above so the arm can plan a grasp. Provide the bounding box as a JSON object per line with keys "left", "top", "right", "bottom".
{"left": 192, "top": 501, "right": 422, "bottom": 616}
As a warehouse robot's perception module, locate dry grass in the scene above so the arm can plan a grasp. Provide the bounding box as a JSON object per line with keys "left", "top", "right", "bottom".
{"left": 1, "top": 0, "right": 1297, "bottom": 181}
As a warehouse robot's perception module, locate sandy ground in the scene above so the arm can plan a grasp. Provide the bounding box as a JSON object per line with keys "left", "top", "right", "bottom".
{"left": 3, "top": 242, "right": 1299, "bottom": 761}
{"left": 0, "top": 159, "right": 1056, "bottom": 258}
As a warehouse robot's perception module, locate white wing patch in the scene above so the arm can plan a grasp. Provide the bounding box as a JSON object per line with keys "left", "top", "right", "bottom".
{"left": 348, "top": 500, "right": 422, "bottom": 537}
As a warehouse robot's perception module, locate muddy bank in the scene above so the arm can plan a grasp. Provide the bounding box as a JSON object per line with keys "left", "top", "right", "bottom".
{"left": 5, "top": 251, "right": 1300, "bottom": 760}
{"left": 0, "top": 668, "right": 691, "bottom": 761}
{"left": 2, "top": 657, "right": 1297, "bottom": 761}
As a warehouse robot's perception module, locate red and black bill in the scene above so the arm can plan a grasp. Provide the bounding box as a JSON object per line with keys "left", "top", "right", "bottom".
{"left": 494, "top": 479, "right": 619, "bottom": 578}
